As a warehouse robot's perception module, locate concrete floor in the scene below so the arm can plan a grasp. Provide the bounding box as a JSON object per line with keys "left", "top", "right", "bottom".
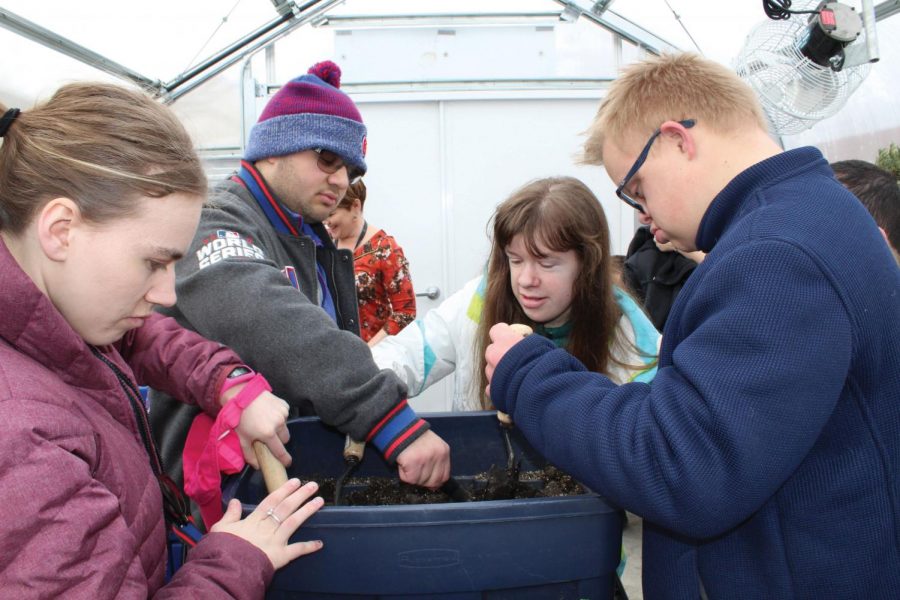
{"left": 620, "top": 513, "right": 644, "bottom": 599}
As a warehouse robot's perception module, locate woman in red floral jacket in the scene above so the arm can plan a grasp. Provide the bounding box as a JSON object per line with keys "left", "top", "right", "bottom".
{"left": 326, "top": 180, "right": 416, "bottom": 345}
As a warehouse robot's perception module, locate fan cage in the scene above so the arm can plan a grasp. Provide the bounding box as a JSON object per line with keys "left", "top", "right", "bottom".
{"left": 734, "top": 10, "right": 871, "bottom": 135}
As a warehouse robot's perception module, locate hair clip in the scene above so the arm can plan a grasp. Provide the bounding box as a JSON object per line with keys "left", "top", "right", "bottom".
{"left": 0, "top": 108, "right": 21, "bottom": 138}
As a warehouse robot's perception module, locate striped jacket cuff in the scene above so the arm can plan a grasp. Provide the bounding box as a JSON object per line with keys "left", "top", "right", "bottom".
{"left": 366, "top": 400, "right": 429, "bottom": 463}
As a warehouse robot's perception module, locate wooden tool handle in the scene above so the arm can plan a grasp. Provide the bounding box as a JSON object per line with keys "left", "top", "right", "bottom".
{"left": 343, "top": 435, "right": 366, "bottom": 462}
{"left": 253, "top": 440, "right": 288, "bottom": 493}
{"left": 496, "top": 323, "right": 534, "bottom": 425}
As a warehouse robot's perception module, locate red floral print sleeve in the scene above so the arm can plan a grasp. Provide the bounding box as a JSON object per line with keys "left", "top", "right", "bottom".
{"left": 353, "top": 229, "right": 416, "bottom": 342}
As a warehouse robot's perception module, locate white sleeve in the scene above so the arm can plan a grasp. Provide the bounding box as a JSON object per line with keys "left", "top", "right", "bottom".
{"left": 371, "top": 277, "right": 482, "bottom": 398}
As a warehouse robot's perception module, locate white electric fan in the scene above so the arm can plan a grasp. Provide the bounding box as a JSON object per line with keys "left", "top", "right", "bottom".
{"left": 734, "top": 0, "right": 880, "bottom": 135}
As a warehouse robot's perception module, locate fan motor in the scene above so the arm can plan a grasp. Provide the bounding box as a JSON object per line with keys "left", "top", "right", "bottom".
{"left": 800, "top": 2, "right": 862, "bottom": 69}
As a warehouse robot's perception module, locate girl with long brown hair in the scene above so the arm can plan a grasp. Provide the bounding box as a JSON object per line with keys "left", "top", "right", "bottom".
{"left": 372, "top": 176, "right": 658, "bottom": 411}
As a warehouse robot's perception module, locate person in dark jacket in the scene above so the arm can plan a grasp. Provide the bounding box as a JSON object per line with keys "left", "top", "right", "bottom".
{"left": 621, "top": 225, "right": 699, "bottom": 331}
{"left": 0, "top": 83, "right": 323, "bottom": 597}
{"left": 485, "top": 53, "right": 900, "bottom": 599}
{"left": 149, "top": 61, "right": 450, "bottom": 505}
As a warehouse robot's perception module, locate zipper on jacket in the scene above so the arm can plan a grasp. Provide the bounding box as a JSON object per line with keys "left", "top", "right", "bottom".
{"left": 325, "top": 250, "right": 346, "bottom": 328}
{"left": 89, "top": 346, "right": 192, "bottom": 526}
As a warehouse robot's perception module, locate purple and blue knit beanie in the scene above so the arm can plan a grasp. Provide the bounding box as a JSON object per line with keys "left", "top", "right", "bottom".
{"left": 244, "top": 60, "right": 367, "bottom": 174}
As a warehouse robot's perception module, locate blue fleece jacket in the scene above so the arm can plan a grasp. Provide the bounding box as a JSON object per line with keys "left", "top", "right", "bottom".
{"left": 490, "top": 147, "right": 900, "bottom": 599}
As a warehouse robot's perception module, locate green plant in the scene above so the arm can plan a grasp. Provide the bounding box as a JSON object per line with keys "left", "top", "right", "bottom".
{"left": 876, "top": 143, "right": 900, "bottom": 178}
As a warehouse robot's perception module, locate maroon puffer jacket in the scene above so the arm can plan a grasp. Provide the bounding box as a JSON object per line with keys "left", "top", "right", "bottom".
{"left": 0, "top": 240, "right": 273, "bottom": 598}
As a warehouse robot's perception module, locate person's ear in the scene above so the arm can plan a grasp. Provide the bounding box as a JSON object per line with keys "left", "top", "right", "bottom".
{"left": 660, "top": 120, "right": 697, "bottom": 160}
{"left": 36, "top": 198, "right": 81, "bottom": 262}
{"left": 255, "top": 156, "right": 279, "bottom": 176}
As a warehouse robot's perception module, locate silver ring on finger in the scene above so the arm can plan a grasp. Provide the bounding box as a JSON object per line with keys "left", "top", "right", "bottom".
{"left": 265, "top": 508, "right": 282, "bottom": 525}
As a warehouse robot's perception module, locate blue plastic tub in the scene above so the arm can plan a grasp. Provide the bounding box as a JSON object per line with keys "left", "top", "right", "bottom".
{"left": 222, "top": 411, "right": 622, "bottom": 599}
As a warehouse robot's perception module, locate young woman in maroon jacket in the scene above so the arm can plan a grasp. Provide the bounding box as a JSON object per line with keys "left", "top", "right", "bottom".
{"left": 0, "top": 83, "right": 322, "bottom": 597}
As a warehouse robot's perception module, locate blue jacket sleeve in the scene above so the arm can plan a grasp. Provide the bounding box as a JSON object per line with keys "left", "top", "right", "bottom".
{"left": 490, "top": 240, "right": 852, "bottom": 539}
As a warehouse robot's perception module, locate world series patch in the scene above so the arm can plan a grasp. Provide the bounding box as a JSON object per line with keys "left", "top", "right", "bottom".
{"left": 196, "top": 230, "right": 266, "bottom": 269}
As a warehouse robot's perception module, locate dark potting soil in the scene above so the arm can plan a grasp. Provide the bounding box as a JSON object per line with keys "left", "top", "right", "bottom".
{"left": 309, "top": 465, "right": 585, "bottom": 506}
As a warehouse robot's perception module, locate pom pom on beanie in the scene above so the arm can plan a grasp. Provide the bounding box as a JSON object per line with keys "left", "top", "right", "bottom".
{"left": 309, "top": 61, "right": 341, "bottom": 87}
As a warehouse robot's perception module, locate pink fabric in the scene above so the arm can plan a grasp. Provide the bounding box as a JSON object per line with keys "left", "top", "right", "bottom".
{"left": 183, "top": 373, "right": 272, "bottom": 526}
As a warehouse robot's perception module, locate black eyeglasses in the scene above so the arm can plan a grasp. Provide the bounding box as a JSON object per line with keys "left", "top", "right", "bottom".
{"left": 312, "top": 148, "right": 364, "bottom": 185}
{"left": 615, "top": 119, "right": 696, "bottom": 214}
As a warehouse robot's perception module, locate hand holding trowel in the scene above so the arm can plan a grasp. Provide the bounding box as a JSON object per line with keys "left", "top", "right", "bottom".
{"left": 253, "top": 441, "right": 289, "bottom": 492}
{"left": 495, "top": 323, "right": 533, "bottom": 468}
{"left": 487, "top": 323, "right": 532, "bottom": 499}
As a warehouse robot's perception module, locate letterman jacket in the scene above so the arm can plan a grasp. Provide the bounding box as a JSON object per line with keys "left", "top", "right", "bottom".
{"left": 150, "top": 161, "right": 428, "bottom": 489}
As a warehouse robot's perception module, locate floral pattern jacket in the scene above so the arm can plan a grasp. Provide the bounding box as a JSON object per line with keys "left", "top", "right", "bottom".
{"left": 354, "top": 229, "right": 416, "bottom": 342}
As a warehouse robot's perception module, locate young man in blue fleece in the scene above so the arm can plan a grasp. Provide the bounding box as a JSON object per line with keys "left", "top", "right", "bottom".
{"left": 485, "top": 52, "right": 900, "bottom": 600}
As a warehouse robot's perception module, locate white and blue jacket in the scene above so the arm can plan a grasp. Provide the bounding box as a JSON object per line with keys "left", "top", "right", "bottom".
{"left": 372, "top": 276, "right": 659, "bottom": 412}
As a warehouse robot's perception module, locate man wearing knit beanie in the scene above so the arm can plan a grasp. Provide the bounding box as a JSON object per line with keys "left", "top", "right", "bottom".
{"left": 150, "top": 61, "right": 451, "bottom": 518}
{"left": 244, "top": 60, "right": 367, "bottom": 177}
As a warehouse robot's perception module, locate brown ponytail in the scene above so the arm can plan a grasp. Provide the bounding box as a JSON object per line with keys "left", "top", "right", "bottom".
{"left": 0, "top": 82, "right": 206, "bottom": 234}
